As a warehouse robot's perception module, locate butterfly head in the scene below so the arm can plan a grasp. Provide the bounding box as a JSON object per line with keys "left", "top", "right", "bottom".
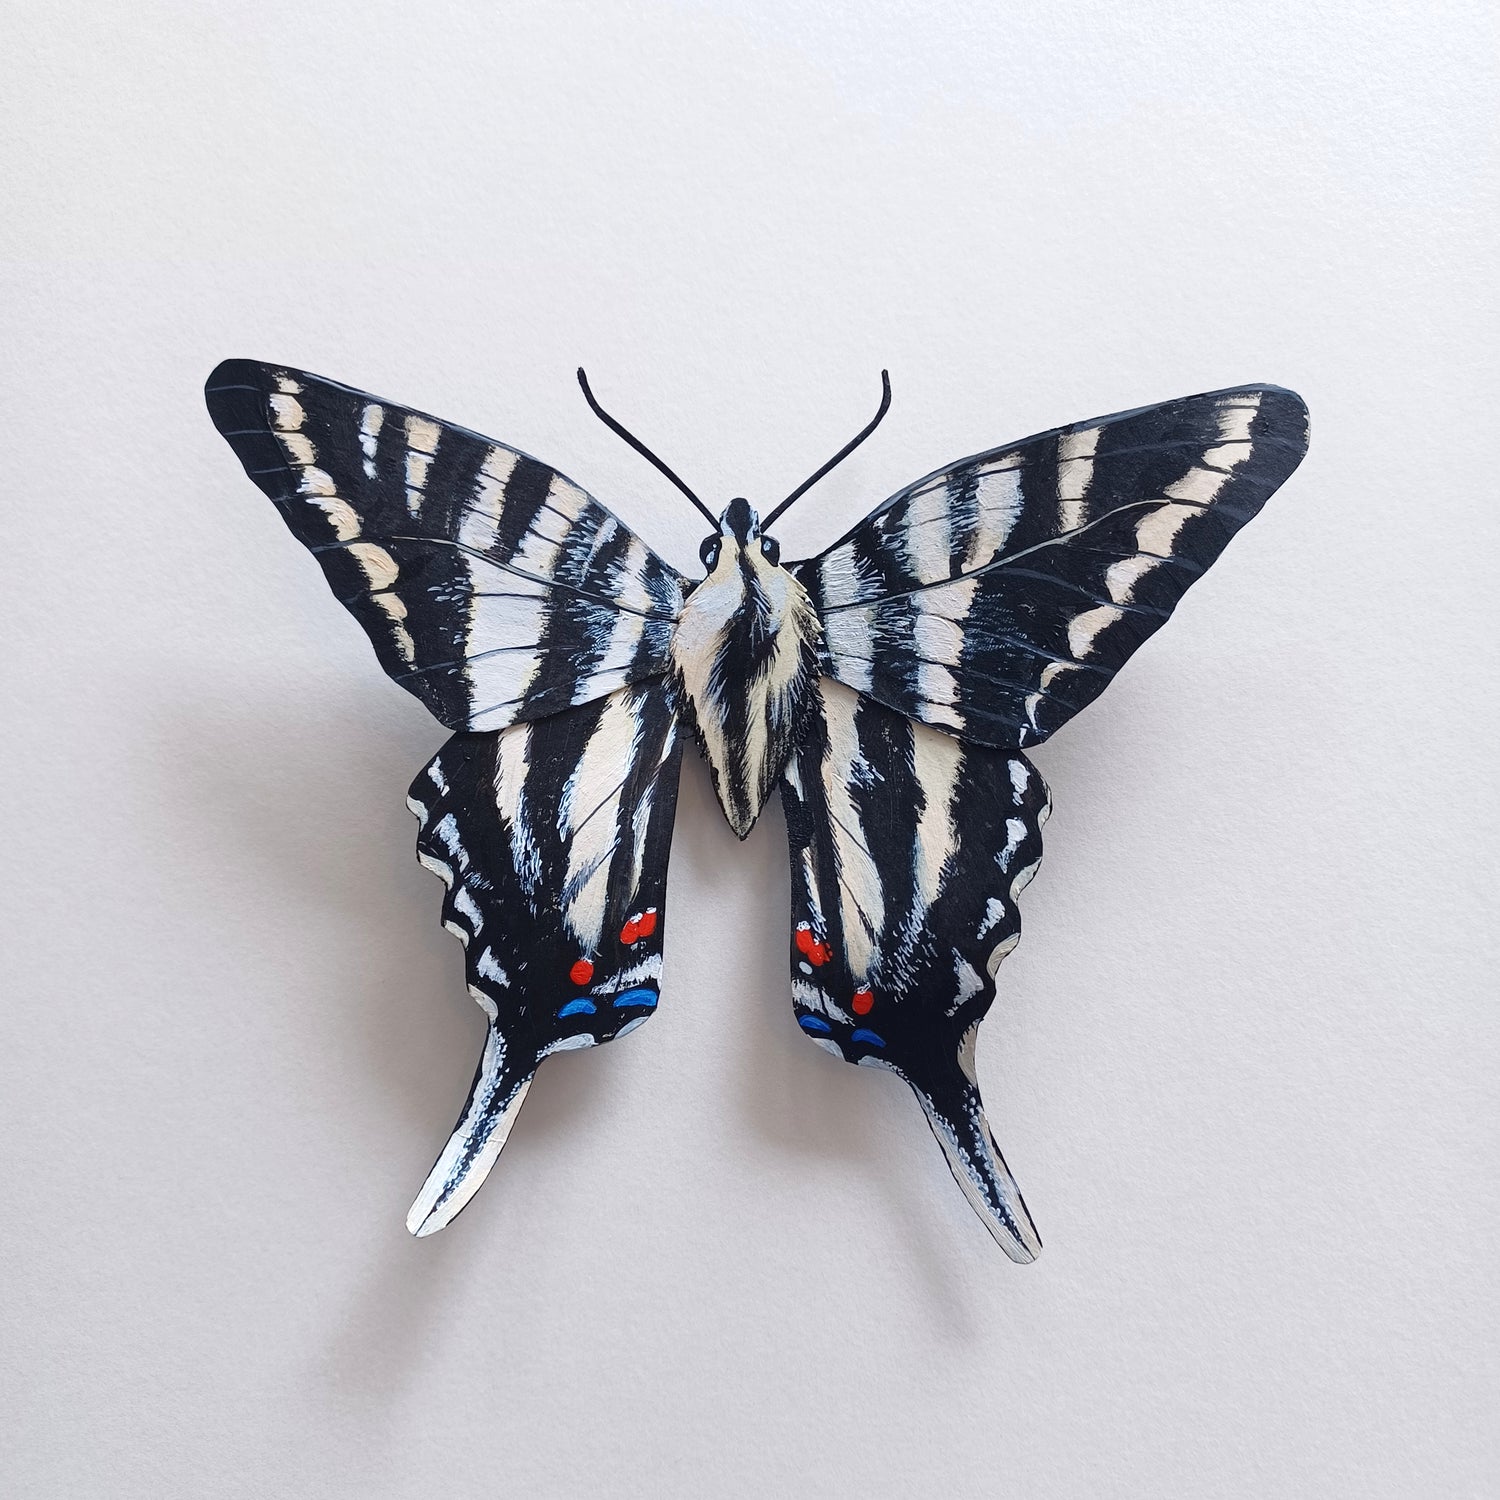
{"left": 698, "top": 497, "right": 781, "bottom": 575}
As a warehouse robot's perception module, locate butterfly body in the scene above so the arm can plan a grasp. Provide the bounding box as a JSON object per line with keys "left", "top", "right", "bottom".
{"left": 670, "top": 497, "right": 823, "bottom": 837}
{"left": 206, "top": 360, "right": 1308, "bottom": 1259}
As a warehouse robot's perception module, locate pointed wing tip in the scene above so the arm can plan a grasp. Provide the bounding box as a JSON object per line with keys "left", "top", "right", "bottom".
{"left": 203, "top": 357, "right": 268, "bottom": 401}
{"left": 203, "top": 359, "right": 278, "bottom": 448}
{"left": 985, "top": 1208, "right": 1043, "bottom": 1264}
{"left": 404, "top": 1068, "right": 535, "bottom": 1240}
{"left": 1244, "top": 381, "right": 1310, "bottom": 433}
{"left": 405, "top": 1178, "right": 479, "bottom": 1237}
{"left": 962, "top": 1159, "right": 1042, "bottom": 1262}
{"left": 406, "top": 1203, "right": 448, "bottom": 1238}
{"left": 404, "top": 1164, "right": 468, "bottom": 1239}
{"left": 913, "top": 1082, "right": 1044, "bottom": 1263}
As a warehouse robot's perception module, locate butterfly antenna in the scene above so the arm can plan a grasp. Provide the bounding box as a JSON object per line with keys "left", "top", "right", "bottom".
{"left": 762, "top": 370, "right": 892, "bottom": 530}
{"left": 577, "top": 369, "right": 719, "bottom": 528}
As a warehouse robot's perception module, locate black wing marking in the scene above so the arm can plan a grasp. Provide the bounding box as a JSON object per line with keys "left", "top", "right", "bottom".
{"left": 795, "top": 385, "right": 1309, "bottom": 747}
{"left": 781, "top": 676, "right": 1050, "bottom": 1260}
{"left": 206, "top": 360, "right": 687, "bottom": 733}
{"left": 404, "top": 681, "right": 684, "bottom": 1235}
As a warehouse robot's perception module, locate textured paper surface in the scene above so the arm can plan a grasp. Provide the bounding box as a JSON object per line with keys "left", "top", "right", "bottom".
{"left": 2, "top": 3, "right": 1496, "bottom": 1496}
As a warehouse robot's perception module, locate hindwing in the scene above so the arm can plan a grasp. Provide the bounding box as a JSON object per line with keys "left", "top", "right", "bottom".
{"left": 405, "top": 680, "right": 684, "bottom": 1234}
{"left": 781, "top": 676, "right": 1051, "bottom": 1260}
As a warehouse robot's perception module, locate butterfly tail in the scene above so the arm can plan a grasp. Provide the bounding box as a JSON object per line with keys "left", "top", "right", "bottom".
{"left": 911, "top": 1076, "right": 1042, "bottom": 1263}
{"left": 406, "top": 1025, "right": 535, "bottom": 1238}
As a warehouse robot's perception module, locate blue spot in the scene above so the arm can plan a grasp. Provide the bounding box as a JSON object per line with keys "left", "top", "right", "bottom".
{"left": 851, "top": 1028, "right": 886, "bottom": 1048}
{"left": 558, "top": 998, "right": 596, "bottom": 1018}
{"left": 798, "top": 1014, "right": 833, "bottom": 1035}
{"left": 612, "top": 987, "right": 658, "bottom": 1009}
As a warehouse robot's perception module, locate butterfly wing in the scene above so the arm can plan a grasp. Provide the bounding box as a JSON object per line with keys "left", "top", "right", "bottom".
{"left": 781, "top": 386, "right": 1307, "bottom": 1253}
{"left": 206, "top": 361, "right": 690, "bottom": 1234}
{"left": 794, "top": 385, "right": 1308, "bottom": 746}
{"left": 404, "top": 680, "right": 684, "bottom": 1235}
{"left": 206, "top": 360, "right": 687, "bottom": 732}
{"left": 781, "top": 676, "right": 1051, "bottom": 1260}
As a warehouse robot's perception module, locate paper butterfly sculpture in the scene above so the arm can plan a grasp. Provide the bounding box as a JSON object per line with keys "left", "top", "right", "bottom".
{"left": 206, "top": 360, "right": 1308, "bottom": 1259}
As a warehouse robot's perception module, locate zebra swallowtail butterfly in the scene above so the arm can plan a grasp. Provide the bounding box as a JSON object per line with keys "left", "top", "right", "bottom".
{"left": 205, "top": 360, "right": 1308, "bottom": 1259}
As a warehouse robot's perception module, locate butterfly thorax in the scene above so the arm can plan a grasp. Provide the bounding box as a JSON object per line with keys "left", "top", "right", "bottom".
{"left": 670, "top": 498, "right": 824, "bottom": 838}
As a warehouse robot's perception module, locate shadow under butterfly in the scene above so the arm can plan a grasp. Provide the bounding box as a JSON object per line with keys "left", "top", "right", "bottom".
{"left": 205, "top": 359, "right": 1308, "bottom": 1260}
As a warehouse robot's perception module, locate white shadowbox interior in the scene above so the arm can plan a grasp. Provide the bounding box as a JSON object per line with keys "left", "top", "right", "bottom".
{"left": 2, "top": 3, "right": 1495, "bottom": 1497}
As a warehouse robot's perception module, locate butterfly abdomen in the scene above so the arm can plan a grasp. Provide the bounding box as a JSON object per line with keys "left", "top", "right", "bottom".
{"left": 670, "top": 519, "right": 823, "bottom": 838}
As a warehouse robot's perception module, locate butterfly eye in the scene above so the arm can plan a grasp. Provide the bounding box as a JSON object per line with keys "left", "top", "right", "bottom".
{"left": 760, "top": 536, "right": 781, "bottom": 566}
{"left": 699, "top": 537, "right": 721, "bottom": 570}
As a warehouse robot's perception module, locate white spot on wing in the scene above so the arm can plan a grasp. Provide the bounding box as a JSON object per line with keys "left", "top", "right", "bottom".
{"left": 296, "top": 466, "right": 337, "bottom": 497}
{"left": 1056, "top": 425, "right": 1099, "bottom": 531}
{"left": 897, "top": 486, "right": 954, "bottom": 584}
{"left": 345, "top": 541, "right": 399, "bottom": 591}
{"left": 963, "top": 468, "right": 1024, "bottom": 568}
{"left": 403, "top": 414, "right": 441, "bottom": 517}
{"left": 314, "top": 494, "right": 362, "bottom": 541}
{"left": 360, "top": 403, "right": 383, "bottom": 478}
{"left": 912, "top": 608, "right": 966, "bottom": 669}
{"left": 542, "top": 1033, "right": 597, "bottom": 1055}
{"left": 916, "top": 660, "right": 959, "bottom": 708}
{"left": 947, "top": 955, "right": 985, "bottom": 1015}
{"left": 269, "top": 393, "right": 304, "bottom": 429}
{"left": 1105, "top": 553, "right": 1160, "bottom": 604}
{"left": 817, "top": 543, "right": 875, "bottom": 609}
{"left": 453, "top": 885, "right": 484, "bottom": 935}
{"left": 1067, "top": 604, "right": 1124, "bottom": 659}
{"left": 405, "top": 414, "right": 441, "bottom": 454}
{"left": 458, "top": 447, "right": 520, "bottom": 552}
{"left": 1134, "top": 503, "right": 1201, "bottom": 555}
{"left": 280, "top": 432, "right": 316, "bottom": 466}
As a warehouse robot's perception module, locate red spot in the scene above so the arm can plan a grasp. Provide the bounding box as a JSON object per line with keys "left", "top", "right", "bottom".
{"left": 810, "top": 941, "right": 833, "bottom": 967}
{"left": 795, "top": 925, "right": 815, "bottom": 955}
{"left": 637, "top": 909, "right": 658, "bottom": 938}
{"left": 569, "top": 958, "right": 594, "bottom": 986}
{"left": 619, "top": 917, "right": 640, "bottom": 945}
{"left": 851, "top": 988, "right": 874, "bottom": 1016}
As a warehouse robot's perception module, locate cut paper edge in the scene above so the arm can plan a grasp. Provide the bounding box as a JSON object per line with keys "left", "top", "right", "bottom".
{"left": 914, "top": 1084, "right": 1042, "bottom": 1263}
{"left": 407, "top": 1030, "right": 535, "bottom": 1238}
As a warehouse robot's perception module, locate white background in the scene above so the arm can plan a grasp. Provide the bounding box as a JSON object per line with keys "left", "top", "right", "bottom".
{"left": 3, "top": 3, "right": 1496, "bottom": 1496}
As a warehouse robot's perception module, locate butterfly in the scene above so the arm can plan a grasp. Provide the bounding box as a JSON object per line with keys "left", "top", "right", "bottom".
{"left": 205, "top": 359, "right": 1308, "bottom": 1260}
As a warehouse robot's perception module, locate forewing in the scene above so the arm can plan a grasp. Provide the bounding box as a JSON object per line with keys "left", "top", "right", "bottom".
{"left": 796, "top": 385, "right": 1309, "bottom": 747}
{"left": 781, "top": 676, "right": 1051, "bottom": 1260}
{"left": 206, "top": 360, "right": 687, "bottom": 732}
{"left": 404, "top": 680, "right": 684, "bottom": 1235}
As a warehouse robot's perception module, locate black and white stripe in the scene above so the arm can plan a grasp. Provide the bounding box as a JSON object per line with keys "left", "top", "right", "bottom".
{"left": 796, "top": 385, "right": 1309, "bottom": 747}
{"left": 205, "top": 361, "right": 687, "bottom": 733}
{"left": 781, "top": 677, "right": 1051, "bottom": 1261}
{"left": 404, "top": 680, "right": 684, "bottom": 1235}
